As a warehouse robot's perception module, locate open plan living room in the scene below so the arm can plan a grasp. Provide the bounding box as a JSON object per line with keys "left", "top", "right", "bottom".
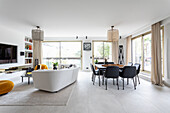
{"left": 1, "top": 0, "right": 170, "bottom": 113}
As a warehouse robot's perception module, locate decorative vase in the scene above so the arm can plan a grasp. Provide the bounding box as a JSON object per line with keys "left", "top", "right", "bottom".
{"left": 53, "top": 65, "right": 57, "bottom": 70}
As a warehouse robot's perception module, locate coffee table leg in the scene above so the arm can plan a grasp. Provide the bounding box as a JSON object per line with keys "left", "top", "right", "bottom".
{"left": 28, "top": 77, "right": 30, "bottom": 84}
{"left": 99, "top": 69, "right": 100, "bottom": 86}
{"left": 22, "top": 77, "right": 23, "bottom": 82}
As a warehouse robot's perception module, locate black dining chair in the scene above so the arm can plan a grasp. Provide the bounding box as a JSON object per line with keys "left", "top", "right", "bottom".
{"left": 119, "top": 66, "right": 137, "bottom": 90}
{"left": 134, "top": 63, "right": 141, "bottom": 84}
{"left": 105, "top": 62, "right": 114, "bottom": 64}
{"left": 127, "top": 62, "right": 133, "bottom": 66}
{"left": 90, "top": 64, "right": 101, "bottom": 86}
{"left": 95, "top": 62, "right": 105, "bottom": 75}
{"left": 104, "top": 66, "right": 119, "bottom": 90}
{"left": 96, "top": 62, "right": 105, "bottom": 64}
{"left": 126, "top": 62, "right": 133, "bottom": 85}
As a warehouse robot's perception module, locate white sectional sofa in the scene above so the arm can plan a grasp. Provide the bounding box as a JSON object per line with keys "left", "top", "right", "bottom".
{"left": 32, "top": 67, "right": 79, "bottom": 92}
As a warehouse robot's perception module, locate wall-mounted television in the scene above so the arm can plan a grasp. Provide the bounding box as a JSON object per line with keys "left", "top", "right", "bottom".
{"left": 0, "top": 43, "right": 17, "bottom": 64}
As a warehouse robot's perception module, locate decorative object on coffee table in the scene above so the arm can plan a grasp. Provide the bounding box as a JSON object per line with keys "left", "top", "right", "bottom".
{"left": 52, "top": 62, "right": 58, "bottom": 70}
{"left": 94, "top": 59, "right": 98, "bottom": 64}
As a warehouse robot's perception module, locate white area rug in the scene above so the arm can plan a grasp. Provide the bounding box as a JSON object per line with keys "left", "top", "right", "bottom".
{"left": 0, "top": 82, "right": 75, "bottom": 106}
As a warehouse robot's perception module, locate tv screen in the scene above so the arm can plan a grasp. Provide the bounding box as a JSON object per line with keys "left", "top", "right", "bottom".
{"left": 0, "top": 43, "right": 17, "bottom": 64}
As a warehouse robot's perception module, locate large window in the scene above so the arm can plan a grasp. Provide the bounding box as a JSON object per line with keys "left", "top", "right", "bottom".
{"left": 132, "top": 27, "right": 164, "bottom": 75}
{"left": 143, "top": 34, "right": 152, "bottom": 72}
{"left": 42, "top": 41, "right": 82, "bottom": 69}
{"left": 93, "top": 41, "right": 112, "bottom": 62}
{"left": 132, "top": 37, "right": 142, "bottom": 66}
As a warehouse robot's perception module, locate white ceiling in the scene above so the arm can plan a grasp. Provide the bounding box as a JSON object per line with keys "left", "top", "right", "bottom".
{"left": 0, "top": 0, "right": 170, "bottom": 38}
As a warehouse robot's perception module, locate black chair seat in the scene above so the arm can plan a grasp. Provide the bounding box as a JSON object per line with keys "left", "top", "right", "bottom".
{"left": 90, "top": 64, "right": 102, "bottom": 86}
{"left": 119, "top": 66, "right": 137, "bottom": 90}
{"left": 104, "top": 66, "right": 119, "bottom": 90}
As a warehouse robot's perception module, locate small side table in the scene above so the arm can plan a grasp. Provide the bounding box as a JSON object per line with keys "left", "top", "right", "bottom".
{"left": 21, "top": 73, "right": 32, "bottom": 84}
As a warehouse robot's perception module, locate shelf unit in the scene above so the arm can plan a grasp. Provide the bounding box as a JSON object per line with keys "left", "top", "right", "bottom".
{"left": 25, "top": 37, "right": 33, "bottom": 64}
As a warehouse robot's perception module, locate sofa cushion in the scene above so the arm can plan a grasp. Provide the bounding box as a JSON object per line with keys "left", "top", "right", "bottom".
{"left": 0, "top": 80, "right": 14, "bottom": 95}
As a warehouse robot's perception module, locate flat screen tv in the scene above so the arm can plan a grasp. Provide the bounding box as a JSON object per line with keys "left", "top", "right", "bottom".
{"left": 0, "top": 43, "right": 17, "bottom": 64}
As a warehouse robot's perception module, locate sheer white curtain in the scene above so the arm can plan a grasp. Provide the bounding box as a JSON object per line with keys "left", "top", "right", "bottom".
{"left": 33, "top": 40, "right": 42, "bottom": 67}
{"left": 151, "top": 22, "right": 162, "bottom": 86}
{"left": 126, "top": 35, "right": 132, "bottom": 64}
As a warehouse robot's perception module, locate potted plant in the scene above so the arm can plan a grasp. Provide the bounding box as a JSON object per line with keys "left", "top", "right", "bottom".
{"left": 94, "top": 59, "right": 98, "bottom": 64}
{"left": 52, "top": 62, "right": 58, "bottom": 70}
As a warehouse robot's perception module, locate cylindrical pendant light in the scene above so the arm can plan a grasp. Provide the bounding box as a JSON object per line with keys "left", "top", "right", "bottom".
{"left": 107, "top": 26, "right": 119, "bottom": 41}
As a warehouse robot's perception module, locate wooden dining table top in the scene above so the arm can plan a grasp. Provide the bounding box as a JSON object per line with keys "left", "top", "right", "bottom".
{"left": 95, "top": 64, "right": 124, "bottom": 69}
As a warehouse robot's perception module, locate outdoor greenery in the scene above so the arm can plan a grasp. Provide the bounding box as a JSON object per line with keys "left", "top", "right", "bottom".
{"left": 97, "top": 43, "right": 110, "bottom": 59}
{"left": 52, "top": 62, "right": 58, "bottom": 66}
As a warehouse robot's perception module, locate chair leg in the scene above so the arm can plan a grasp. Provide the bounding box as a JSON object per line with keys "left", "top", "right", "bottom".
{"left": 113, "top": 78, "right": 115, "bottom": 85}
{"left": 92, "top": 73, "right": 94, "bottom": 82}
{"left": 137, "top": 74, "right": 140, "bottom": 84}
{"left": 123, "top": 78, "right": 124, "bottom": 90}
{"left": 117, "top": 78, "right": 119, "bottom": 90}
{"left": 127, "top": 78, "right": 129, "bottom": 85}
{"left": 21, "top": 76, "right": 23, "bottom": 82}
{"left": 133, "top": 77, "right": 136, "bottom": 90}
{"left": 102, "top": 74, "right": 104, "bottom": 85}
{"left": 98, "top": 75, "right": 100, "bottom": 86}
{"left": 105, "top": 78, "right": 107, "bottom": 90}
{"left": 93, "top": 75, "right": 96, "bottom": 85}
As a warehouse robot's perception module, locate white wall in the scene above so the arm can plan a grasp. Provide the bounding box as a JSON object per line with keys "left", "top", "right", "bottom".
{"left": 0, "top": 26, "right": 25, "bottom": 66}
{"left": 164, "top": 24, "right": 170, "bottom": 79}
{"left": 162, "top": 20, "right": 170, "bottom": 80}
{"left": 45, "top": 37, "right": 127, "bottom": 71}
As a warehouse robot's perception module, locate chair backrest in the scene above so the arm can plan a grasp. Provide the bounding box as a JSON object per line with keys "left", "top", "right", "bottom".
{"left": 105, "top": 66, "right": 119, "bottom": 78}
{"left": 105, "top": 62, "right": 114, "bottom": 64}
{"left": 121, "top": 66, "right": 136, "bottom": 78}
{"left": 26, "top": 67, "right": 34, "bottom": 72}
{"left": 97, "top": 62, "right": 105, "bottom": 64}
{"left": 127, "top": 62, "right": 133, "bottom": 66}
{"left": 90, "top": 64, "right": 96, "bottom": 75}
{"left": 134, "top": 63, "right": 141, "bottom": 74}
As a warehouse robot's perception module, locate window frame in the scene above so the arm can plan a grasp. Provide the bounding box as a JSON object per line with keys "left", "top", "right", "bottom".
{"left": 131, "top": 26, "right": 164, "bottom": 76}
{"left": 92, "top": 40, "right": 112, "bottom": 64}
{"left": 42, "top": 41, "right": 83, "bottom": 69}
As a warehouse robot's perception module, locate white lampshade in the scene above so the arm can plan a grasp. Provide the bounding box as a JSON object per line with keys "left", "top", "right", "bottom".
{"left": 107, "top": 29, "right": 119, "bottom": 41}
{"left": 32, "top": 29, "right": 44, "bottom": 41}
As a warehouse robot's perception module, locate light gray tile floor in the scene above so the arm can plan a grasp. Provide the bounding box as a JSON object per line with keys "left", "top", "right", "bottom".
{"left": 0, "top": 71, "right": 170, "bottom": 113}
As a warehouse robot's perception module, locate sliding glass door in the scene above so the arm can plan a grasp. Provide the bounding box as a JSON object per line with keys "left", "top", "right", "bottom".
{"left": 93, "top": 41, "right": 112, "bottom": 62}
{"left": 132, "top": 27, "right": 164, "bottom": 76}
{"left": 132, "top": 37, "right": 142, "bottom": 65}
{"left": 42, "top": 41, "right": 82, "bottom": 69}
{"left": 60, "top": 42, "right": 82, "bottom": 67}
{"left": 42, "top": 42, "right": 60, "bottom": 69}
{"left": 143, "top": 34, "right": 152, "bottom": 72}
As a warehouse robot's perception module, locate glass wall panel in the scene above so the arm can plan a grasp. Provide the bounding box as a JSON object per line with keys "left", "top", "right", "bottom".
{"left": 104, "top": 42, "right": 112, "bottom": 62}
{"left": 61, "top": 42, "right": 81, "bottom": 58}
{"left": 132, "top": 27, "right": 164, "bottom": 75}
{"left": 94, "top": 41, "right": 112, "bottom": 62}
{"left": 42, "top": 42, "right": 82, "bottom": 69}
{"left": 143, "top": 34, "right": 151, "bottom": 72}
{"left": 132, "top": 37, "right": 142, "bottom": 65}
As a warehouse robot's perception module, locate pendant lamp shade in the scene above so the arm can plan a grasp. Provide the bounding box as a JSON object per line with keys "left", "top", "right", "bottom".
{"left": 32, "top": 26, "right": 44, "bottom": 41}
{"left": 107, "top": 27, "right": 119, "bottom": 41}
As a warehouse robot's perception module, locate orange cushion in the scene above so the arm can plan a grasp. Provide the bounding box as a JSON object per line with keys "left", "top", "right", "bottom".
{"left": 34, "top": 64, "right": 48, "bottom": 70}
{"left": 0, "top": 80, "right": 14, "bottom": 95}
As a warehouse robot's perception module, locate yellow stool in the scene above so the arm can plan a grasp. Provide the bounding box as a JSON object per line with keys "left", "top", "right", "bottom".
{"left": 0, "top": 80, "right": 14, "bottom": 95}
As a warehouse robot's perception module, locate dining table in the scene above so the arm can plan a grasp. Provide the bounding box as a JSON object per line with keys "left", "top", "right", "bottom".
{"left": 95, "top": 64, "right": 125, "bottom": 85}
